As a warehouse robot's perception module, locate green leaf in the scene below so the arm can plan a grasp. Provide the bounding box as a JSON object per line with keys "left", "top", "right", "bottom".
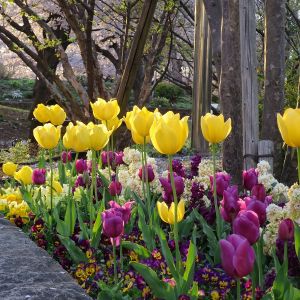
{"left": 132, "top": 191, "right": 147, "bottom": 216}
{"left": 122, "top": 241, "right": 151, "bottom": 259}
{"left": 182, "top": 241, "right": 196, "bottom": 294}
{"left": 155, "top": 227, "right": 179, "bottom": 282}
{"left": 189, "top": 281, "right": 199, "bottom": 300}
{"left": 76, "top": 203, "right": 89, "bottom": 240}
{"left": 137, "top": 206, "right": 155, "bottom": 251}
{"left": 130, "top": 262, "right": 176, "bottom": 299}
{"left": 53, "top": 206, "right": 69, "bottom": 237}
{"left": 58, "top": 235, "right": 88, "bottom": 264}
{"left": 91, "top": 205, "right": 104, "bottom": 248}
{"left": 64, "top": 197, "right": 76, "bottom": 236}
{"left": 178, "top": 213, "right": 195, "bottom": 239}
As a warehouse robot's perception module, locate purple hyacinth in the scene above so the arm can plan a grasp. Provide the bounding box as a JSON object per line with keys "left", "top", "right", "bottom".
{"left": 190, "top": 154, "right": 201, "bottom": 177}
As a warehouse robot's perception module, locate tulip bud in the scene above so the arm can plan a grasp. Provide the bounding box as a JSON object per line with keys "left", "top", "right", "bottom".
{"left": 115, "top": 151, "right": 124, "bottom": 166}
{"left": 243, "top": 168, "right": 258, "bottom": 190}
{"left": 75, "top": 159, "right": 88, "bottom": 174}
{"left": 32, "top": 168, "right": 46, "bottom": 185}
{"left": 2, "top": 162, "right": 18, "bottom": 177}
{"left": 219, "top": 234, "right": 255, "bottom": 278}
{"left": 61, "top": 151, "right": 72, "bottom": 163}
{"left": 278, "top": 218, "right": 294, "bottom": 241}
{"left": 101, "top": 151, "right": 115, "bottom": 167}
{"left": 233, "top": 210, "right": 260, "bottom": 245}
{"left": 138, "top": 165, "right": 155, "bottom": 183}
{"left": 109, "top": 181, "right": 122, "bottom": 196}
{"left": 210, "top": 172, "right": 231, "bottom": 197}
{"left": 251, "top": 184, "right": 266, "bottom": 201}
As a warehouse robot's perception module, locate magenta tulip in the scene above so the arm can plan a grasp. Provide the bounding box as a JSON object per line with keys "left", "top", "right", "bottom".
{"left": 233, "top": 210, "right": 260, "bottom": 245}
{"left": 245, "top": 196, "right": 266, "bottom": 225}
{"left": 32, "top": 168, "right": 46, "bottom": 185}
{"left": 278, "top": 218, "right": 294, "bottom": 241}
{"left": 220, "top": 186, "right": 245, "bottom": 223}
{"left": 138, "top": 164, "right": 155, "bottom": 183}
{"left": 243, "top": 168, "right": 258, "bottom": 191}
{"left": 75, "top": 159, "right": 88, "bottom": 174}
{"left": 109, "top": 180, "right": 122, "bottom": 196}
{"left": 220, "top": 234, "right": 255, "bottom": 278}
{"left": 101, "top": 151, "right": 114, "bottom": 166}
{"left": 101, "top": 209, "right": 124, "bottom": 238}
{"left": 108, "top": 200, "right": 134, "bottom": 224}
{"left": 210, "top": 172, "right": 231, "bottom": 197}
{"left": 61, "top": 151, "right": 72, "bottom": 163}
{"left": 115, "top": 151, "right": 124, "bottom": 166}
{"left": 251, "top": 184, "right": 266, "bottom": 201}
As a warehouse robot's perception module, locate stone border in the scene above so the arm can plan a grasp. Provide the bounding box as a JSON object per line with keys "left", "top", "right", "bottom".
{"left": 0, "top": 218, "right": 91, "bottom": 300}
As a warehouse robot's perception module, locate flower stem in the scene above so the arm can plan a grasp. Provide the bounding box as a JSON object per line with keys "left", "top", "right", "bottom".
{"left": 113, "top": 239, "right": 117, "bottom": 283}
{"left": 143, "top": 138, "right": 152, "bottom": 225}
{"left": 255, "top": 240, "right": 263, "bottom": 288}
{"left": 49, "top": 149, "right": 53, "bottom": 231}
{"left": 92, "top": 150, "right": 98, "bottom": 203}
{"left": 120, "top": 240, "right": 123, "bottom": 273}
{"left": 106, "top": 121, "right": 112, "bottom": 180}
{"left": 297, "top": 148, "right": 300, "bottom": 184}
{"left": 284, "top": 240, "right": 288, "bottom": 277}
{"left": 168, "top": 155, "right": 182, "bottom": 272}
{"left": 236, "top": 278, "right": 241, "bottom": 299}
{"left": 212, "top": 144, "right": 221, "bottom": 240}
{"left": 90, "top": 150, "right": 96, "bottom": 231}
{"left": 68, "top": 152, "right": 79, "bottom": 196}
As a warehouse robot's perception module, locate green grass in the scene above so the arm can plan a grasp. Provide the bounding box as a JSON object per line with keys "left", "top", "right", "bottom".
{"left": 0, "top": 79, "right": 35, "bottom": 102}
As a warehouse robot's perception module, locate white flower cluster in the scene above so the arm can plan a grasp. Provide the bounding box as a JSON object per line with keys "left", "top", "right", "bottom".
{"left": 287, "top": 183, "right": 300, "bottom": 225}
{"left": 123, "top": 147, "right": 142, "bottom": 165}
{"left": 256, "top": 160, "right": 288, "bottom": 203}
{"left": 263, "top": 204, "right": 288, "bottom": 255}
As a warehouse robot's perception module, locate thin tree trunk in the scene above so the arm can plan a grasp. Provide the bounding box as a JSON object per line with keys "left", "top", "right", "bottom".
{"left": 219, "top": 0, "right": 243, "bottom": 186}
{"left": 261, "top": 0, "right": 286, "bottom": 178}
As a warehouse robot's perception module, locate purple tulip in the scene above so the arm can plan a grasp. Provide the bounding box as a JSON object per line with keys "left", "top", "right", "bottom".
{"left": 101, "top": 208, "right": 124, "bottom": 238}
{"left": 108, "top": 200, "right": 134, "bottom": 224}
{"left": 251, "top": 184, "right": 266, "bottom": 201}
{"left": 75, "top": 159, "right": 88, "bottom": 174}
{"left": 245, "top": 196, "right": 267, "bottom": 225}
{"left": 278, "top": 218, "right": 294, "bottom": 241}
{"left": 210, "top": 172, "right": 231, "bottom": 197}
{"left": 101, "top": 151, "right": 115, "bottom": 166}
{"left": 115, "top": 151, "right": 124, "bottom": 166}
{"left": 109, "top": 180, "right": 122, "bottom": 196}
{"left": 32, "top": 168, "right": 46, "bottom": 185}
{"left": 138, "top": 164, "right": 155, "bottom": 183}
{"left": 61, "top": 151, "right": 72, "bottom": 163}
{"left": 233, "top": 210, "right": 260, "bottom": 245}
{"left": 220, "top": 186, "right": 246, "bottom": 223}
{"left": 219, "top": 234, "right": 255, "bottom": 278}
{"left": 159, "top": 174, "right": 184, "bottom": 204}
{"left": 243, "top": 168, "right": 258, "bottom": 190}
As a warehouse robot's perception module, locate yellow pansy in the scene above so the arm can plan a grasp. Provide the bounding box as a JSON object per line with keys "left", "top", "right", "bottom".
{"left": 200, "top": 113, "right": 231, "bottom": 144}
{"left": 157, "top": 199, "right": 185, "bottom": 224}
{"left": 277, "top": 108, "right": 300, "bottom": 147}
{"left": 150, "top": 111, "right": 189, "bottom": 155}
{"left": 33, "top": 123, "right": 61, "bottom": 149}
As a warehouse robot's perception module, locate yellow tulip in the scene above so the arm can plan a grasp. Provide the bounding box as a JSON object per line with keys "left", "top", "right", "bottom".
{"left": 157, "top": 199, "right": 185, "bottom": 224}
{"left": 123, "top": 111, "right": 133, "bottom": 130}
{"left": 102, "top": 116, "right": 122, "bottom": 132}
{"left": 33, "top": 104, "right": 51, "bottom": 123}
{"left": 131, "top": 107, "right": 155, "bottom": 138}
{"left": 52, "top": 180, "right": 63, "bottom": 195}
{"left": 14, "top": 166, "right": 33, "bottom": 185}
{"left": 63, "top": 122, "right": 90, "bottom": 152}
{"left": 150, "top": 111, "right": 189, "bottom": 155}
{"left": 277, "top": 108, "right": 300, "bottom": 147}
{"left": 2, "top": 162, "right": 18, "bottom": 176}
{"left": 200, "top": 113, "right": 231, "bottom": 144}
{"left": 89, "top": 123, "right": 112, "bottom": 151}
{"left": 49, "top": 104, "right": 66, "bottom": 125}
{"left": 90, "top": 98, "right": 120, "bottom": 121}
{"left": 33, "top": 123, "right": 61, "bottom": 149}
{"left": 131, "top": 130, "right": 150, "bottom": 145}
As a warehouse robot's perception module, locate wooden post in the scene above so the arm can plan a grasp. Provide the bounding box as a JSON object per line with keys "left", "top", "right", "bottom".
{"left": 191, "top": 0, "right": 212, "bottom": 155}
{"left": 258, "top": 140, "right": 274, "bottom": 173}
{"left": 116, "top": 0, "right": 158, "bottom": 115}
{"left": 240, "top": 0, "right": 259, "bottom": 170}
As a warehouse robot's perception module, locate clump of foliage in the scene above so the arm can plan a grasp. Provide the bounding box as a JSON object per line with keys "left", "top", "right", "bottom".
{"left": 0, "top": 140, "right": 31, "bottom": 163}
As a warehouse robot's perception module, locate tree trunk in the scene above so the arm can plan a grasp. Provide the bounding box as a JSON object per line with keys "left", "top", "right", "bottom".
{"left": 219, "top": 0, "right": 243, "bottom": 186}
{"left": 240, "top": 0, "right": 259, "bottom": 169}
{"left": 261, "top": 0, "right": 286, "bottom": 178}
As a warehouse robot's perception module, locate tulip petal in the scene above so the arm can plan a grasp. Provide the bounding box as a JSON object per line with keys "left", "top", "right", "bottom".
{"left": 219, "top": 239, "right": 236, "bottom": 277}
{"left": 157, "top": 202, "right": 169, "bottom": 224}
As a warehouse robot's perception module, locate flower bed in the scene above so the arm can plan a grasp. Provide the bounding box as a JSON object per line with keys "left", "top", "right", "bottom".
{"left": 1, "top": 101, "right": 300, "bottom": 299}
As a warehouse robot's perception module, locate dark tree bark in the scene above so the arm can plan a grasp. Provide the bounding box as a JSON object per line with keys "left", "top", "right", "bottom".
{"left": 219, "top": 0, "right": 243, "bottom": 186}
{"left": 261, "top": 0, "right": 286, "bottom": 178}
